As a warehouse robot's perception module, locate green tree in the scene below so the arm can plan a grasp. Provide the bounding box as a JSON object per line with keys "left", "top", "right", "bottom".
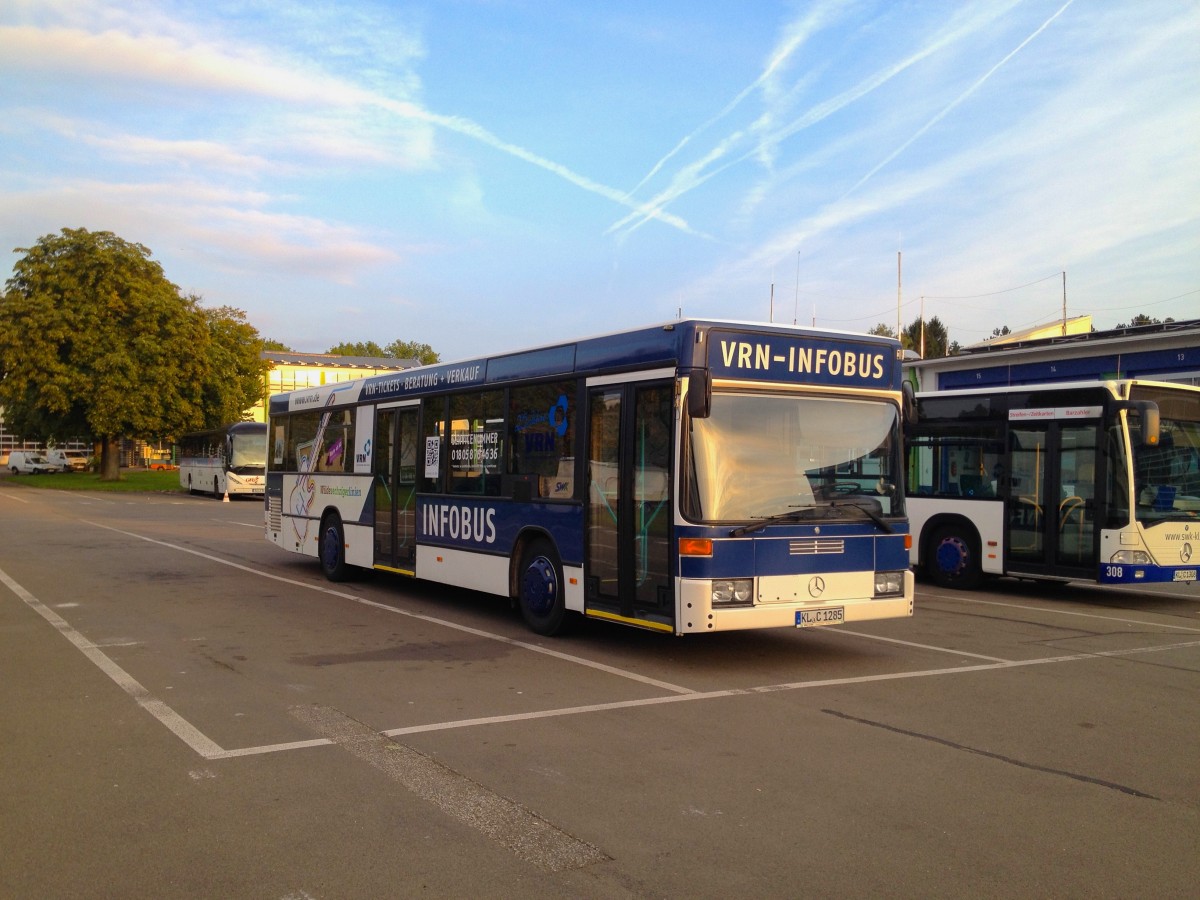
{"left": 0, "top": 228, "right": 208, "bottom": 479}
{"left": 385, "top": 339, "right": 440, "bottom": 365}
{"left": 867, "top": 323, "right": 897, "bottom": 338}
{"left": 328, "top": 340, "right": 387, "bottom": 357}
{"left": 197, "top": 304, "right": 271, "bottom": 428}
{"left": 1116, "top": 314, "right": 1175, "bottom": 328}
{"left": 327, "top": 338, "right": 440, "bottom": 364}
{"left": 901, "top": 315, "right": 951, "bottom": 358}
{"left": 262, "top": 337, "right": 293, "bottom": 352}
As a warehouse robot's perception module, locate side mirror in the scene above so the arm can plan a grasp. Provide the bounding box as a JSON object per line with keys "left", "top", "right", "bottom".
{"left": 901, "top": 381, "right": 917, "bottom": 429}
{"left": 687, "top": 369, "right": 711, "bottom": 419}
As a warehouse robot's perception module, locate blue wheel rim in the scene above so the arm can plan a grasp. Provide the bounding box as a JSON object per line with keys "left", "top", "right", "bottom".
{"left": 935, "top": 537, "right": 968, "bottom": 576}
{"left": 322, "top": 526, "right": 340, "bottom": 570}
{"left": 521, "top": 556, "right": 558, "bottom": 617}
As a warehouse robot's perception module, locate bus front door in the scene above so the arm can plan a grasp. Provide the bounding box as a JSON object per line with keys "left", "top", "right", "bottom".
{"left": 374, "top": 406, "right": 419, "bottom": 573}
{"left": 586, "top": 382, "right": 674, "bottom": 629}
{"left": 1007, "top": 421, "right": 1100, "bottom": 577}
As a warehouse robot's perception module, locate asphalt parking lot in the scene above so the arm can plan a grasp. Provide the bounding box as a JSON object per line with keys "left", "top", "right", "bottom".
{"left": 2, "top": 483, "right": 1198, "bottom": 898}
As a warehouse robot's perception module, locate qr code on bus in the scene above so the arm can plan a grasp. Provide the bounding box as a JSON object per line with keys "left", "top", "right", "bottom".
{"left": 424, "top": 436, "right": 440, "bottom": 472}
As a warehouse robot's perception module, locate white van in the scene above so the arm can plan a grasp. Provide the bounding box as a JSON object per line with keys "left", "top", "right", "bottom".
{"left": 7, "top": 451, "right": 58, "bottom": 474}
{"left": 46, "top": 449, "right": 89, "bottom": 472}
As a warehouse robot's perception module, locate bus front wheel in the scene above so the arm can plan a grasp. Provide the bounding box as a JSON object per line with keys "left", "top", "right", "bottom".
{"left": 927, "top": 524, "right": 981, "bottom": 589}
{"left": 517, "top": 539, "right": 568, "bottom": 636}
{"left": 320, "top": 514, "right": 350, "bottom": 582}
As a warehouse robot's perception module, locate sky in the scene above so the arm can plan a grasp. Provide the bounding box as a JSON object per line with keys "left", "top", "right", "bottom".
{"left": 1, "top": 0, "right": 1197, "bottom": 361}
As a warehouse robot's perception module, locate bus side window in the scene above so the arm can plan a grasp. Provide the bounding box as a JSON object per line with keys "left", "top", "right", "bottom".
{"left": 287, "top": 412, "right": 321, "bottom": 471}
{"left": 448, "top": 391, "right": 504, "bottom": 496}
{"left": 509, "top": 382, "right": 574, "bottom": 500}
{"left": 317, "top": 411, "right": 354, "bottom": 473}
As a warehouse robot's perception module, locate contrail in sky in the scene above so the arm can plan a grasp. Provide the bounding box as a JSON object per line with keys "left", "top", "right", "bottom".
{"left": 845, "top": 0, "right": 1076, "bottom": 196}
{"left": 620, "top": 2, "right": 838, "bottom": 202}
{"left": 607, "top": 1, "right": 1025, "bottom": 240}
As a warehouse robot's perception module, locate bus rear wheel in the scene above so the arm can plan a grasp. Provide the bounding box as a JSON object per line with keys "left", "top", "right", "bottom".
{"left": 320, "top": 514, "right": 350, "bottom": 582}
{"left": 927, "top": 524, "right": 981, "bottom": 589}
{"left": 517, "top": 539, "right": 568, "bottom": 636}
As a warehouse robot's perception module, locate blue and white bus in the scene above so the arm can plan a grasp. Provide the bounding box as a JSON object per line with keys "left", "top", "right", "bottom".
{"left": 906, "top": 380, "right": 1200, "bottom": 588}
{"left": 265, "top": 320, "right": 914, "bottom": 635}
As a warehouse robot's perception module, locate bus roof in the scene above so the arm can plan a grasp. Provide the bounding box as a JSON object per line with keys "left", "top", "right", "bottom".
{"left": 180, "top": 421, "right": 267, "bottom": 441}
{"left": 269, "top": 319, "right": 903, "bottom": 415}
{"left": 915, "top": 379, "right": 1198, "bottom": 401}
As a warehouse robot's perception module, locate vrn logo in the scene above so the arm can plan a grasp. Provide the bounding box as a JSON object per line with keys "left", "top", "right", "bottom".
{"left": 355, "top": 438, "right": 372, "bottom": 466}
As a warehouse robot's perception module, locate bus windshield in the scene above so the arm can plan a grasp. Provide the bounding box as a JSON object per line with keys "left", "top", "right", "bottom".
{"left": 1130, "top": 385, "right": 1200, "bottom": 522}
{"left": 686, "top": 392, "right": 903, "bottom": 522}
{"left": 229, "top": 431, "right": 267, "bottom": 473}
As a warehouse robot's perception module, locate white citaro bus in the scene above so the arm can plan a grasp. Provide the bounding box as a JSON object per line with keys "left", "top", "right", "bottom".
{"left": 906, "top": 380, "right": 1200, "bottom": 588}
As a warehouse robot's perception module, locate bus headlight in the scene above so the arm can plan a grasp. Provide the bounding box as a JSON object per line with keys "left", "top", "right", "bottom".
{"left": 874, "top": 571, "right": 905, "bottom": 597}
{"left": 711, "top": 579, "right": 754, "bottom": 606}
{"left": 1109, "top": 550, "right": 1152, "bottom": 565}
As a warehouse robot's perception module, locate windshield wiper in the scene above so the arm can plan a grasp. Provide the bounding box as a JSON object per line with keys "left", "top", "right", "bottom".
{"left": 730, "top": 506, "right": 821, "bottom": 537}
{"left": 829, "top": 499, "right": 894, "bottom": 534}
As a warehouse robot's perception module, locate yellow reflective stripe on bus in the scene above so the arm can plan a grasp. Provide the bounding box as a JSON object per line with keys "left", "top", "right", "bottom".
{"left": 584, "top": 609, "right": 674, "bottom": 633}
{"left": 372, "top": 564, "right": 416, "bottom": 577}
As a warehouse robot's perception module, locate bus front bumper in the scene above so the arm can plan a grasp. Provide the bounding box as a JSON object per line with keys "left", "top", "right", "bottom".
{"left": 675, "top": 570, "right": 914, "bottom": 634}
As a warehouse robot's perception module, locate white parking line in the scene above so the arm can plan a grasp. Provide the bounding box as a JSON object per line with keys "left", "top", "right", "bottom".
{"left": 212, "top": 738, "right": 333, "bottom": 759}
{"left": 0, "top": 564, "right": 225, "bottom": 759}
{"left": 379, "top": 637, "right": 1200, "bottom": 737}
{"left": 84, "top": 519, "right": 697, "bottom": 696}
{"left": 9, "top": 520, "right": 1200, "bottom": 761}
{"left": 835, "top": 629, "right": 1012, "bottom": 662}
{"left": 921, "top": 590, "right": 1200, "bottom": 632}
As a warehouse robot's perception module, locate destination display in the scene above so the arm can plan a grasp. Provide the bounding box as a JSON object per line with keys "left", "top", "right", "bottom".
{"left": 707, "top": 330, "right": 898, "bottom": 388}
{"left": 1008, "top": 406, "right": 1103, "bottom": 421}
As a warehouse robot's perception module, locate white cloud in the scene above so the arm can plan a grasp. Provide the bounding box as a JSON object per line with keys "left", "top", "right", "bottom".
{"left": 0, "top": 178, "right": 400, "bottom": 284}
{"left": 0, "top": 10, "right": 705, "bottom": 234}
{"left": 0, "top": 25, "right": 369, "bottom": 105}
{"left": 90, "top": 132, "right": 272, "bottom": 174}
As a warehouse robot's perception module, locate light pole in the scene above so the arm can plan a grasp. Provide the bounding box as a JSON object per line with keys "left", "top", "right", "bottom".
{"left": 794, "top": 251, "right": 800, "bottom": 326}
